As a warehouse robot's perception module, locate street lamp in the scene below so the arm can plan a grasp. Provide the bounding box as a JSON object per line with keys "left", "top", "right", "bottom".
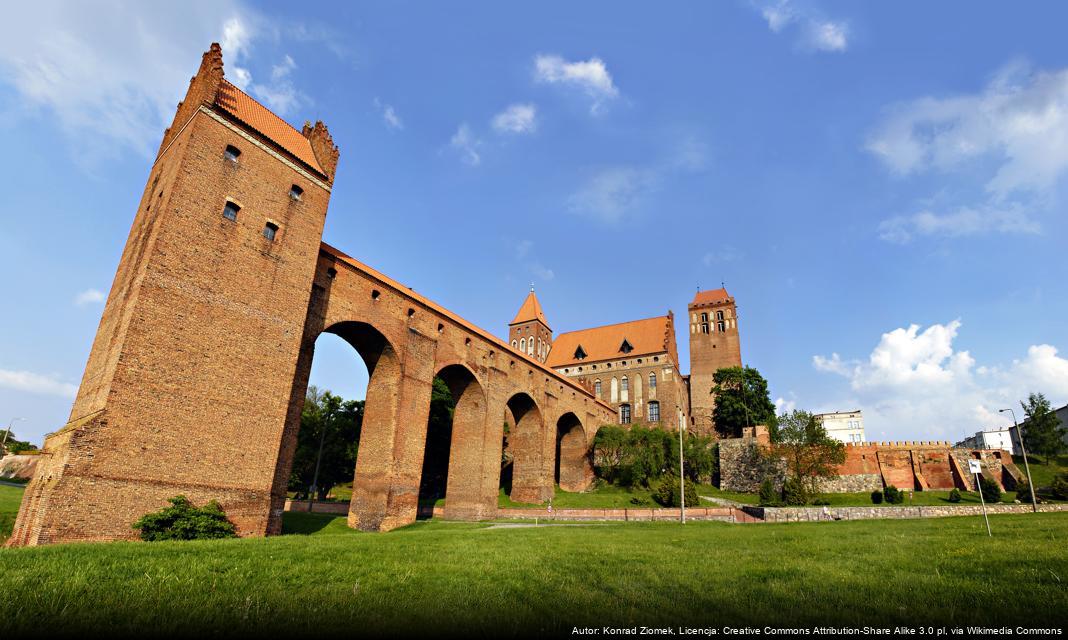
{"left": 1000, "top": 408, "right": 1037, "bottom": 513}
{"left": 2, "top": 417, "right": 26, "bottom": 456}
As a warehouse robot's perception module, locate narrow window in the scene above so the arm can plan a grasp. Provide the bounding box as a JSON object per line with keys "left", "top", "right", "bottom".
{"left": 619, "top": 404, "right": 631, "bottom": 425}
{"left": 700, "top": 312, "right": 708, "bottom": 323}
{"left": 718, "top": 321, "right": 726, "bottom": 332}
{"left": 290, "top": 184, "right": 304, "bottom": 200}
{"left": 512, "top": 340, "right": 518, "bottom": 348}
{"left": 520, "top": 338, "right": 526, "bottom": 352}
{"left": 716, "top": 310, "right": 724, "bottom": 321}
{"left": 263, "top": 222, "right": 279, "bottom": 241}
{"left": 649, "top": 373, "right": 657, "bottom": 389}
{"left": 224, "top": 145, "right": 241, "bottom": 162}
{"left": 222, "top": 201, "right": 240, "bottom": 221}
{"left": 648, "top": 401, "right": 660, "bottom": 422}
{"left": 594, "top": 380, "right": 602, "bottom": 398}
{"left": 701, "top": 323, "right": 709, "bottom": 334}
{"left": 621, "top": 376, "right": 629, "bottom": 392}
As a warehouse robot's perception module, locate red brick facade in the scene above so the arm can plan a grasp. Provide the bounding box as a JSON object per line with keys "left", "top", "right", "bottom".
{"left": 8, "top": 44, "right": 611, "bottom": 547}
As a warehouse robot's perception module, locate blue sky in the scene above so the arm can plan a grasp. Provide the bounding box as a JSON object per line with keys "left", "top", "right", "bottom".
{"left": 1, "top": 1, "right": 1066, "bottom": 446}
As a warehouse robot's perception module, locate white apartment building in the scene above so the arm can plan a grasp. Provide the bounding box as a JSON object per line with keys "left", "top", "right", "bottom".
{"left": 814, "top": 410, "right": 866, "bottom": 444}
{"left": 956, "top": 427, "right": 1016, "bottom": 454}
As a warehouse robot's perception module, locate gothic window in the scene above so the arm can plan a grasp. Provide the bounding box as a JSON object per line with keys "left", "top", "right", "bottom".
{"left": 222, "top": 201, "right": 240, "bottom": 221}
{"left": 611, "top": 378, "right": 619, "bottom": 402}
{"left": 594, "top": 380, "right": 602, "bottom": 397}
{"left": 621, "top": 376, "right": 629, "bottom": 392}
{"left": 648, "top": 401, "right": 660, "bottom": 422}
{"left": 512, "top": 340, "right": 517, "bottom": 348}
{"left": 619, "top": 339, "right": 634, "bottom": 354}
{"left": 224, "top": 145, "right": 241, "bottom": 162}
{"left": 520, "top": 338, "right": 526, "bottom": 352}
{"left": 290, "top": 184, "right": 304, "bottom": 200}
{"left": 574, "top": 345, "right": 587, "bottom": 360}
{"left": 263, "top": 222, "right": 279, "bottom": 241}
{"left": 649, "top": 372, "right": 657, "bottom": 389}
{"left": 619, "top": 404, "right": 631, "bottom": 425}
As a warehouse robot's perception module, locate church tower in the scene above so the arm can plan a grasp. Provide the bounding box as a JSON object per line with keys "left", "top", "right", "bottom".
{"left": 688, "top": 288, "right": 742, "bottom": 434}
{"left": 9, "top": 44, "right": 339, "bottom": 546}
{"left": 508, "top": 288, "right": 552, "bottom": 363}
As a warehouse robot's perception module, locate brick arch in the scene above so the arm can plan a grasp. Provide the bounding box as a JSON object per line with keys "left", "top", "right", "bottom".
{"left": 425, "top": 363, "right": 486, "bottom": 518}
{"left": 506, "top": 392, "right": 551, "bottom": 503}
{"left": 555, "top": 411, "right": 592, "bottom": 492}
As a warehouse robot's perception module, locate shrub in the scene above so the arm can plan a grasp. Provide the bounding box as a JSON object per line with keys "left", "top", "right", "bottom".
{"left": 883, "top": 485, "right": 904, "bottom": 504}
{"left": 811, "top": 498, "right": 830, "bottom": 506}
{"left": 653, "top": 475, "right": 699, "bottom": 508}
{"left": 979, "top": 476, "right": 1002, "bottom": 504}
{"left": 948, "top": 488, "right": 962, "bottom": 503}
{"left": 133, "top": 495, "right": 237, "bottom": 541}
{"left": 758, "top": 478, "right": 777, "bottom": 506}
{"left": 1012, "top": 478, "right": 1032, "bottom": 503}
{"left": 781, "top": 477, "right": 806, "bottom": 506}
{"left": 1052, "top": 474, "right": 1068, "bottom": 501}
{"left": 870, "top": 489, "right": 884, "bottom": 504}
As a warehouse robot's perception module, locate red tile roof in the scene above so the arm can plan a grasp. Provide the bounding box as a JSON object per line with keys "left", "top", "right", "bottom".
{"left": 546, "top": 316, "right": 672, "bottom": 368}
{"left": 213, "top": 80, "right": 325, "bottom": 175}
{"left": 511, "top": 290, "right": 549, "bottom": 327}
{"left": 692, "top": 288, "right": 730, "bottom": 305}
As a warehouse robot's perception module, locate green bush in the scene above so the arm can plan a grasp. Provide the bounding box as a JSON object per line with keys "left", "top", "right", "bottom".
{"left": 1052, "top": 474, "right": 1068, "bottom": 501}
{"left": 948, "top": 488, "right": 962, "bottom": 503}
{"left": 979, "top": 477, "right": 1002, "bottom": 504}
{"left": 653, "top": 475, "right": 699, "bottom": 508}
{"left": 133, "top": 495, "right": 237, "bottom": 541}
{"left": 781, "top": 477, "right": 806, "bottom": 506}
{"left": 1012, "top": 479, "right": 1032, "bottom": 503}
{"left": 870, "top": 489, "right": 884, "bottom": 504}
{"left": 758, "top": 478, "right": 777, "bottom": 506}
{"left": 883, "top": 485, "right": 904, "bottom": 504}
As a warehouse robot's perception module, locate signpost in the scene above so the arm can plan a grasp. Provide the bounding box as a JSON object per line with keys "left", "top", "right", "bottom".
{"left": 969, "top": 459, "right": 992, "bottom": 537}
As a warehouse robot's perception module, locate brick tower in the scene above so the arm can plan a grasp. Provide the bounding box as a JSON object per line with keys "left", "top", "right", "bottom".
{"left": 508, "top": 288, "right": 552, "bottom": 363}
{"left": 8, "top": 44, "right": 339, "bottom": 545}
{"left": 687, "top": 288, "right": 742, "bottom": 434}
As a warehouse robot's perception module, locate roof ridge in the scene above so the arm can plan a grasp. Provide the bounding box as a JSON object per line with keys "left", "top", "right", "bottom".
{"left": 219, "top": 79, "right": 305, "bottom": 139}
{"left": 555, "top": 314, "right": 671, "bottom": 338}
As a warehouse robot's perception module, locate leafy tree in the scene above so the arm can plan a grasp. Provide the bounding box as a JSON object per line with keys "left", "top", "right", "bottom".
{"left": 1019, "top": 392, "right": 1067, "bottom": 464}
{"left": 883, "top": 485, "right": 903, "bottom": 504}
{"left": 710, "top": 367, "right": 777, "bottom": 438}
{"left": 1051, "top": 474, "right": 1068, "bottom": 501}
{"left": 591, "top": 425, "right": 630, "bottom": 483}
{"left": 781, "top": 477, "right": 806, "bottom": 505}
{"left": 419, "top": 377, "right": 456, "bottom": 502}
{"left": 289, "top": 386, "right": 364, "bottom": 500}
{"left": 654, "top": 474, "right": 699, "bottom": 507}
{"left": 758, "top": 478, "right": 778, "bottom": 506}
{"left": 948, "top": 488, "right": 962, "bottom": 503}
{"left": 591, "top": 424, "right": 716, "bottom": 487}
{"left": 979, "top": 476, "right": 1002, "bottom": 504}
{"left": 771, "top": 409, "right": 846, "bottom": 500}
{"left": 669, "top": 431, "right": 718, "bottom": 484}
{"left": 1, "top": 431, "right": 35, "bottom": 455}
{"left": 870, "top": 489, "right": 884, "bottom": 504}
{"left": 133, "top": 495, "right": 237, "bottom": 541}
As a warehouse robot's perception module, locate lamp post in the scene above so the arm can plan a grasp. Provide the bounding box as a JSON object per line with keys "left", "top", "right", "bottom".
{"left": 1000, "top": 408, "right": 1037, "bottom": 513}
{"left": 1, "top": 417, "right": 26, "bottom": 456}
{"left": 678, "top": 412, "right": 686, "bottom": 524}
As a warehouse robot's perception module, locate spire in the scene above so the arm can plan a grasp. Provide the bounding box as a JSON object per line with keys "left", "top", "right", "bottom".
{"left": 510, "top": 289, "right": 549, "bottom": 329}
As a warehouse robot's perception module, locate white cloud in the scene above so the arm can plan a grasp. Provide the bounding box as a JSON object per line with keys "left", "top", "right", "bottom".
{"left": 867, "top": 61, "right": 1068, "bottom": 242}
{"left": 250, "top": 54, "right": 306, "bottom": 116}
{"left": 449, "top": 123, "right": 481, "bottom": 166}
{"left": 534, "top": 54, "right": 619, "bottom": 114}
{"left": 0, "top": 2, "right": 249, "bottom": 161}
{"left": 753, "top": 1, "right": 849, "bottom": 53}
{"left": 530, "top": 263, "right": 555, "bottom": 282}
{"left": 74, "top": 288, "right": 105, "bottom": 306}
{"left": 492, "top": 103, "right": 537, "bottom": 134}
{"left": 372, "top": 98, "right": 403, "bottom": 130}
{"left": 877, "top": 203, "right": 1041, "bottom": 243}
{"left": 0, "top": 368, "right": 78, "bottom": 398}
{"left": 813, "top": 320, "right": 1068, "bottom": 440}
{"left": 868, "top": 62, "right": 1068, "bottom": 196}
{"left": 775, "top": 394, "right": 798, "bottom": 415}
{"left": 568, "top": 167, "right": 658, "bottom": 224}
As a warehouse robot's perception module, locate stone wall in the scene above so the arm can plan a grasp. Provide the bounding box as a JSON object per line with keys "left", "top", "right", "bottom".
{"left": 719, "top": 437, "right": 783, "bottom": 492}
{"left": 746, "top": 503, "right": 1068, "bottom": 523}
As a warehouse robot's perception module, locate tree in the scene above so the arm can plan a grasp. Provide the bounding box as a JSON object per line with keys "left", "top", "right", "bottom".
{"left": 132, "top": 495, "right": 237, "bottom": 541}
{"left": 979, "top": 476, "right": 1002, "bottom": 504}
{"left": 289, "top": 386, "right": 364, "bottom": 500}
{"left": 591, "top": 424, "right": 716, "bottom": 487}
{"left": 0, "top": 431, "right": 35, "bottom": 455}
{"left": 771, "top": 409, "right": 846, "bottom": 500}
{"left": 1019, "top": 392, "right": 1067, "bottom": 464}
{"left": 710, "top": 366, "right": 776, "bottom": 437}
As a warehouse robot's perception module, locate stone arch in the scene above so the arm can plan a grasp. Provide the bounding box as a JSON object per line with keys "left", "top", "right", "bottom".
{"left": 506, "top": 392, "right": 551, "bottom": 503}
{"left": 555, "top": 412, "right": 592, "bottom": 492}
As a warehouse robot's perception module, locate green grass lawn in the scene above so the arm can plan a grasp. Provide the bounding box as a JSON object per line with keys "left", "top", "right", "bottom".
{"left": 2, "top": 479, "right": 1068, "bottom": 635}
{"left": 0, "top": 484, "right": 24, "bottom": 545}
{"left": 1015, "top": 453, "right": 1068, "bottom": 488}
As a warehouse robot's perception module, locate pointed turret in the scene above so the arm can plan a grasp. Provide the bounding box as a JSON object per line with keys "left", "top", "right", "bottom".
{"left": 508, "top": 287, "right": 552, "bottom": 363}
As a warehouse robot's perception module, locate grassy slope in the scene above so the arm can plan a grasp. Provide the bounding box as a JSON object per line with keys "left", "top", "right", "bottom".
{"left": 1015, "top": 454, "right": 1068, "bottom": 488}
{"left": 0, "top": 484, "right": 23, "bottom": 544}
{"left": 2, "top": 501, "right": 1067, "bottom": 634}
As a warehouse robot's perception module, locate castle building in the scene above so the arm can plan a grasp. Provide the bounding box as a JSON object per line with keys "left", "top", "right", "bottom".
{"left": 687, "top": 288, "right": 743, "bottom": 433}
{"left": 506, "top": 287, "right": 747, "bottom": 434}
{"left": 814, "top": 410, "right": 866, "bottom": 444}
